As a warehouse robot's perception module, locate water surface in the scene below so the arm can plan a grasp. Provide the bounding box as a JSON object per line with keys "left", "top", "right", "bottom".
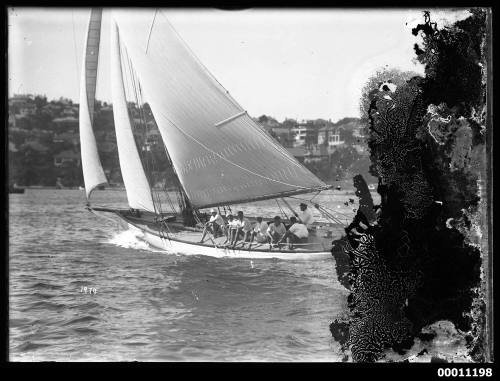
{"left": 9, "top": 189, "right": 353, "bottom": 361}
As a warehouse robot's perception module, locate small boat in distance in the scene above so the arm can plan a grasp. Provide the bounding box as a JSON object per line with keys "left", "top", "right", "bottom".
{"left": 9, "top": 184, "right": 25, "bottom": 194}
{"left": 79, "top": 9, "right": 345, "bottom": 260}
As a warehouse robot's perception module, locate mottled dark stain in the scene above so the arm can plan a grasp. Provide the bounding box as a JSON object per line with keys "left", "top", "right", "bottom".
{"left": 330, "top": 9, "right": 487, "bottom": 362}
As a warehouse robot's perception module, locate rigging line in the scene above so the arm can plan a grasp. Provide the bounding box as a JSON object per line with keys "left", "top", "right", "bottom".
{"left": 285, "top": 195, "right": 347, "bottom": 223}
{"left": 276, "top": 199, "right": 288, "bottom": 220}
{"left": 309, "top": 190, "right": 322, "bottom": 203}
{"left": 145, "top": 8, "right": 158, "bottom": 54}
{"left": 127, "top": 54, "right": 150, "bottom": 180}
{"left": 163, "top": 184, "right": 177, "bottom": 213}
{"left": 315, "top": 204, "right": 346, "bottom": 224}
{"left": 280, "top": 197, "right": 297, "bottom": 217}
{"left": 157, "top": 109, "right": 318, "bottom": 191}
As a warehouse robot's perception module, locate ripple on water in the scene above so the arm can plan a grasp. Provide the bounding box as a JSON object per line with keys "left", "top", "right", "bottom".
{"left": 21, "top": 301, "right": 66, "bottom": 312}
{"left": 16, "top": 341, "right": 52, "bottom": 352}
{"left": 72, "top": 327, "right": 101, "bottom": 335}
{"left": 29, "top": 282, "right": 65, "bottom": 290}
{"left": 62, "top": 315, "right": 100, "bottom": 326}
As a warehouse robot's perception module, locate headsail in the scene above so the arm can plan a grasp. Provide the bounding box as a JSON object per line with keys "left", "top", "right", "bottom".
{"left": 110, "top": 20, "right": 156, "bottom": 213}
{"left": 113, "top": 10, "right": 329, "bottom": 209}
{"left": 79, "top": 8, "right": 107, "bottom": 199}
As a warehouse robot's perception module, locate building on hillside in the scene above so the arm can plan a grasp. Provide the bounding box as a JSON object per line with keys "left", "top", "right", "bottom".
{"left": 54, "top": 150, "right": 81, "bottom": 167}
{"left": 53, "top": 117, "right": 79, "bottom": 131}
{"left": 318, "top": 126, "right": 344, "bottom": 148}
{"left": 292, "top": 120, "right": 322, "bottom": 147}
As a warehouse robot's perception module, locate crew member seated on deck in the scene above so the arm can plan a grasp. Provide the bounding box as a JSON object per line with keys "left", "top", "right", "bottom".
{"left": 279, "top": 216, "right": 309, "bottom": 250}
{"left": 227, "top": 211, "right": 252, "bottom": 248}
{"left": 224, "top": 213, "right": 241, "bottom": 245}
{"left": 295, "top": 203, "right": 314, "bottom": 228}
{"left": 266, "top": 216, "right": 287, "bottom": 250}
{"left": 222, "top": 213, "right": 234, "bottom": 243}
{"left": 248, "top": 216, "right": 269, "bottom": 248}
{"left": 200, "top": 208, "right": 224, "bottom": 243}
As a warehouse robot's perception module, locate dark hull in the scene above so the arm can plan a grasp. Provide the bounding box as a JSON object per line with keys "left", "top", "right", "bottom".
{"left": 9, "top": 187, "right": 25, "bottom": 194}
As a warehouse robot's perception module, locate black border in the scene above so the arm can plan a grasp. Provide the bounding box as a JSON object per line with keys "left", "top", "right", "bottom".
{"left": 1, "top": 1, "right": 497, "bottom": 374}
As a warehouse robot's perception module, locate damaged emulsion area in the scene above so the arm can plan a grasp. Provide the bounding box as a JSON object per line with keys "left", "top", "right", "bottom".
{"left": 330, "top": 9, "right": 487, "bottom": 362}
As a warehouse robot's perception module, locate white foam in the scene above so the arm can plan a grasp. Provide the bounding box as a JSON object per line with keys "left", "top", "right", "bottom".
{"left": 106, "top": 229, "right": 163, "bottom": 252}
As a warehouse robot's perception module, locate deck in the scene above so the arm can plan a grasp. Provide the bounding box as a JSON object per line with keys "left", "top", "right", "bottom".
{"left": 117, "top": 210, "right": 344, "bottom": 253}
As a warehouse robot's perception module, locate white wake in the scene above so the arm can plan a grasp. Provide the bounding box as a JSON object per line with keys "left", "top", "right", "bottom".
{"left": 106, "top": 229, "right": 163, "bottom": 252}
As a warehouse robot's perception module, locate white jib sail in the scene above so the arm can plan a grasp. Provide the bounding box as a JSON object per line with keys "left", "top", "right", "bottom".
{"left": 110, "top": 20, "right": 156, "bottom": 213}
{"left": 79, "top": 8, "right": 107, "bottom": 199}
{"left": 112, "top": 10, "right": 328, "bottom": 209}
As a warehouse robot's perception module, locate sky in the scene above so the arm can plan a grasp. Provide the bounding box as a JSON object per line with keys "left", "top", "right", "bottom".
{"left": 7, "top": 7, "right": 469, "bottom": 122}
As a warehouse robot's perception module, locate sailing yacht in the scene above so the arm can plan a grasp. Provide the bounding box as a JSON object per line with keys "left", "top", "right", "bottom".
{"left": 80, "top": 9, "right": 345, "bottom": 260}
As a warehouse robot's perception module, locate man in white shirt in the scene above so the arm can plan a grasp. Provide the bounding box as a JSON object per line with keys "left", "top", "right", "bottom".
{"left": 295, "top": 203, "right": 314, "bottom": 227}
{"left": 248, "top": 216, "right": 269, "bottom": 248}
{"left": 279, "top": 216, "right": 309, "bottom": 250}
{"left": 228, "top": 211, "right": 252, "bottom": 248}
{"left": 222, "top": 214, "right": 236, "bottom": 244}
{"left": 200, "top": 208, "right": 224, "bottom": 243}
{"left": 266, "top": 216, "right": 287, "bottom": 250}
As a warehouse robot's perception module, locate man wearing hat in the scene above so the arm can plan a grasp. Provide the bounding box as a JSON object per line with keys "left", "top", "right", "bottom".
{"left": 295, "top": 203, "right": 314, "bottom": 228}
{"left": 200, "top": 208, "right": 225, "bottom": 243}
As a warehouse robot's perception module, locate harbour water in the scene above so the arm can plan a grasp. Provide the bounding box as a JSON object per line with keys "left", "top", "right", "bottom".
{"left": 9, "top": 189, "right": 358, "bottom": 362}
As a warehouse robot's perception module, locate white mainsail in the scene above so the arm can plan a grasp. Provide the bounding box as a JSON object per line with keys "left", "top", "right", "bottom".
{"left": 79, "top": 8, "right": 107, "bottom": 199}
{"left": 112, "top": 10, "right": 329, "bottom": 209}
{"left": 110, "top": 21, "right": 156, "bottom": 213}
